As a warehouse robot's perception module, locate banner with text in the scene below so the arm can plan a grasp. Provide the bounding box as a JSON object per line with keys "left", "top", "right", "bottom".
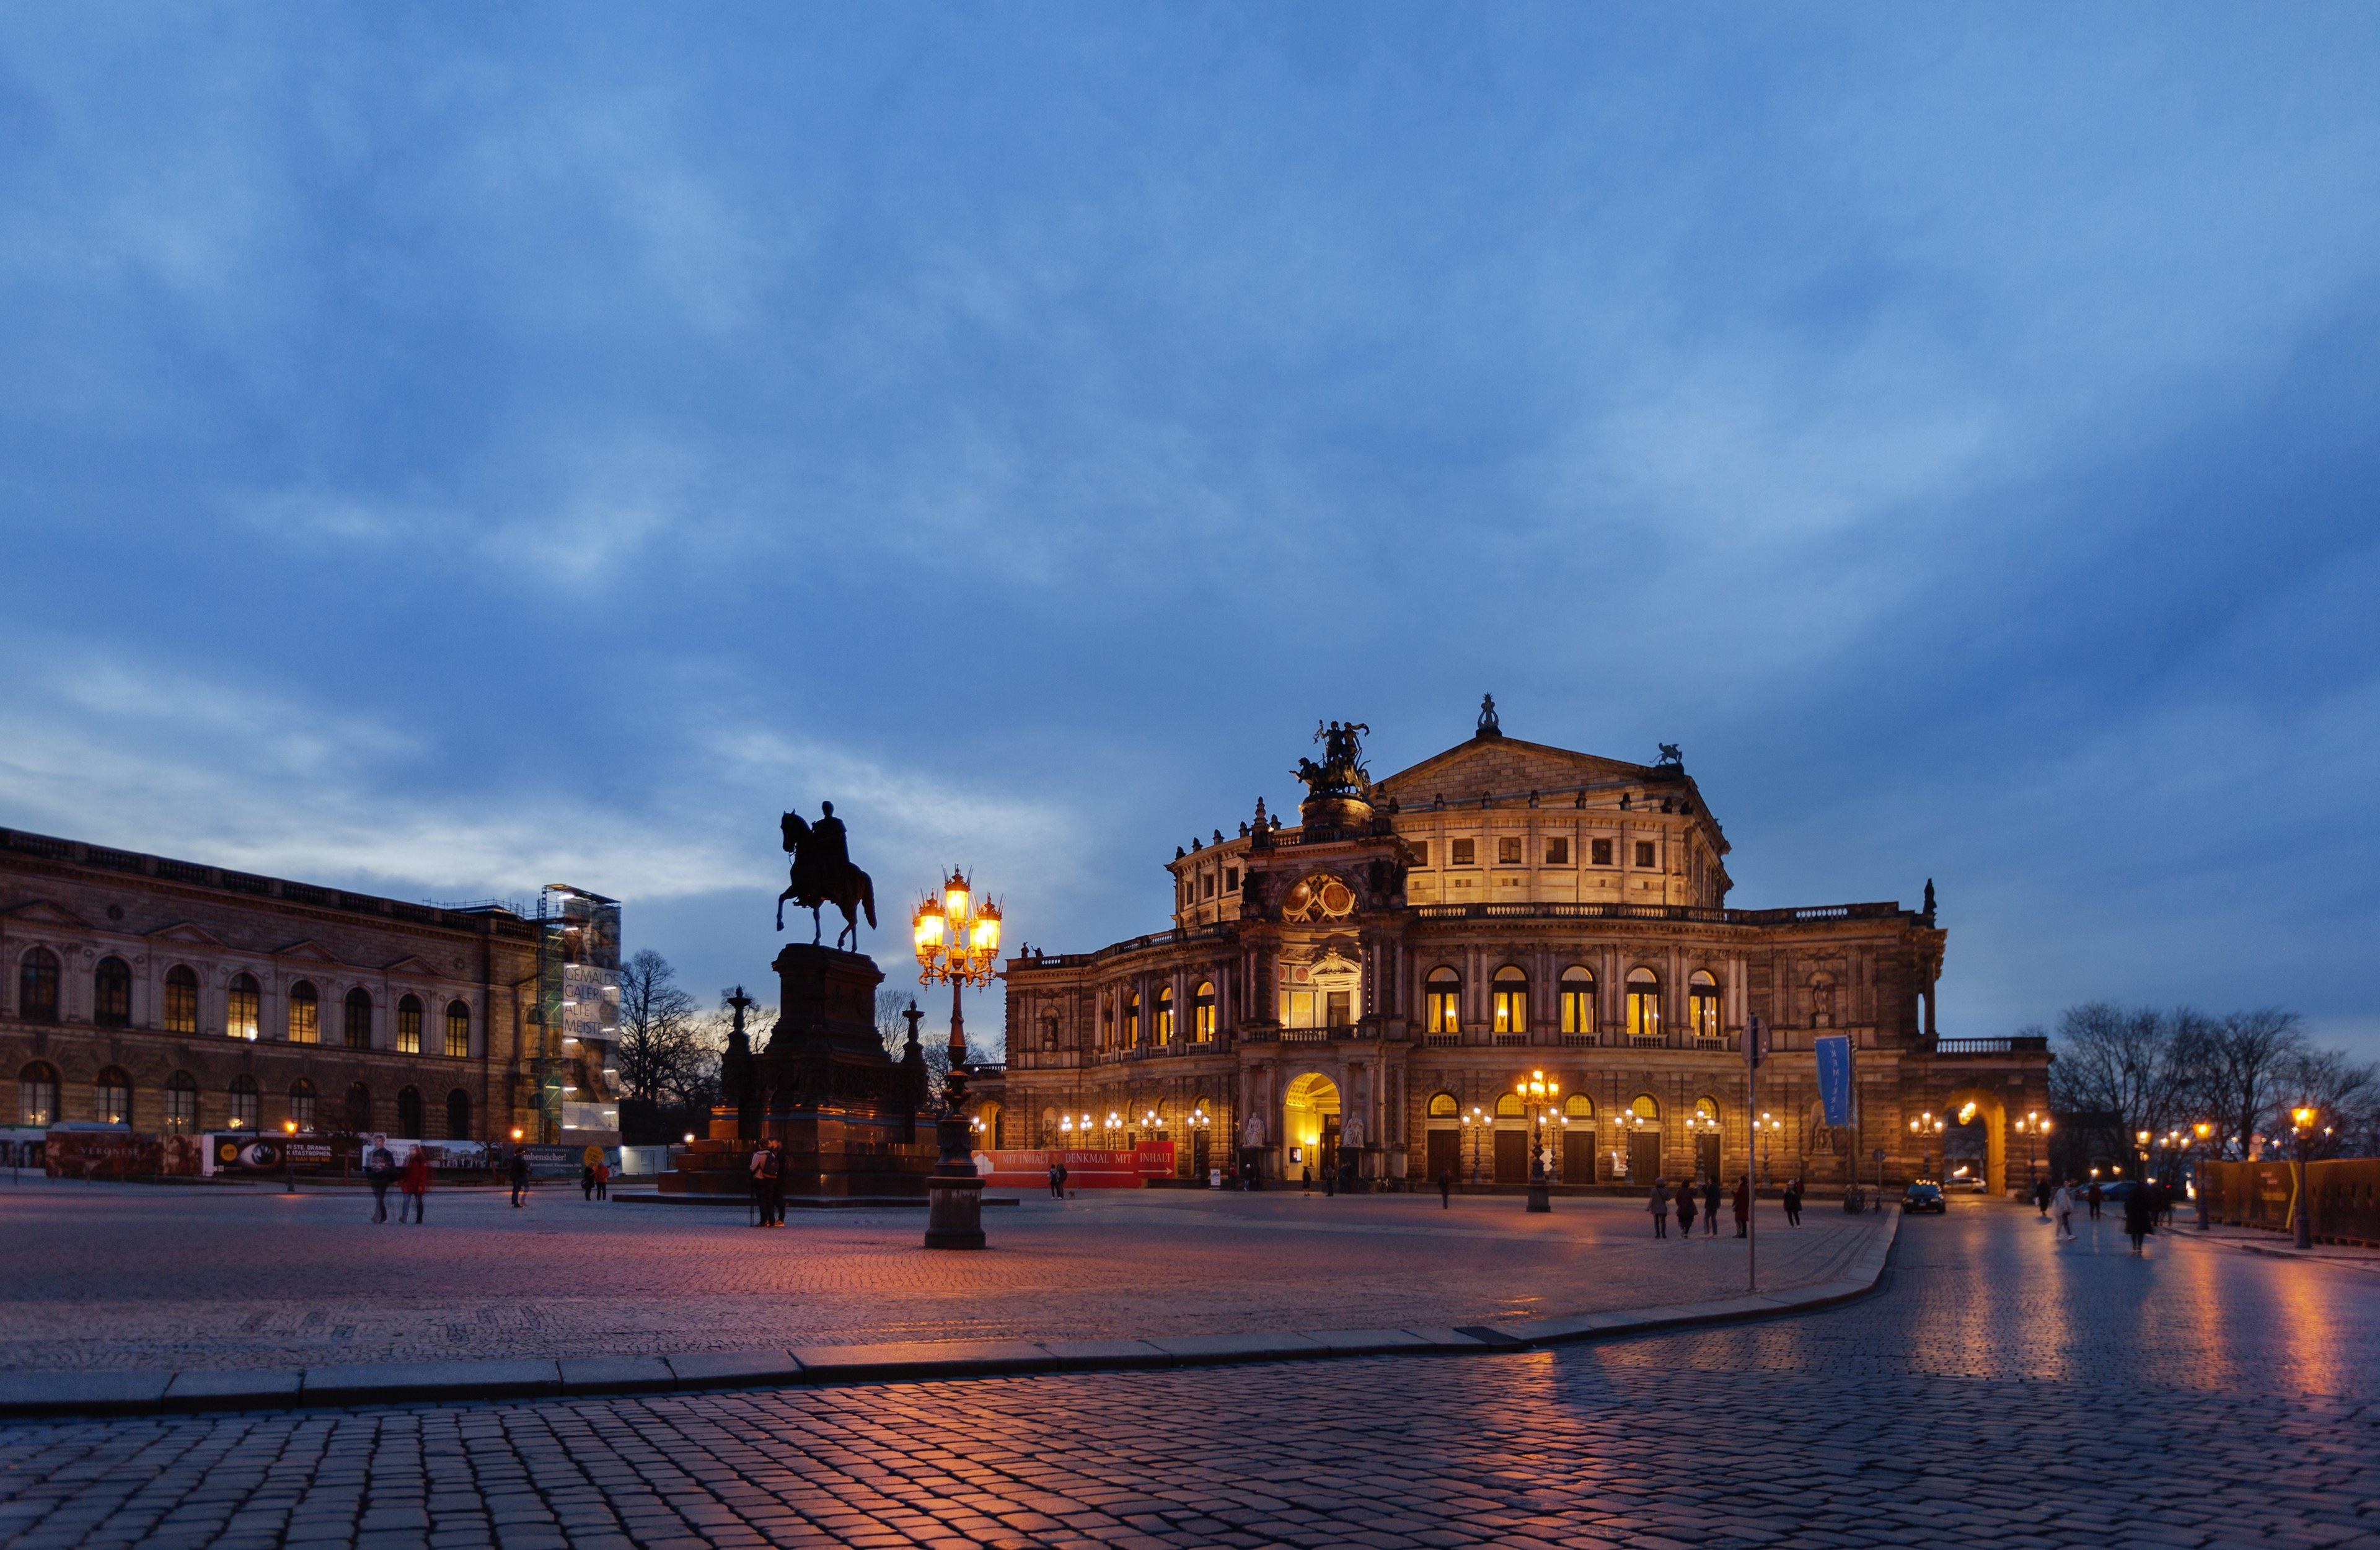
{"left": 1815, "top": 1035, "right": 1856, "bottom": 1127}
{"left": 974, "top": 1142, "right": 1176, "bottom": 1188}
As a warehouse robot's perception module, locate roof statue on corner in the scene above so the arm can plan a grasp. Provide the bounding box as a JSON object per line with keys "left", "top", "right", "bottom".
{"left": 1476, "top": 692, "right": 1501, "bottom": 738}
{"left": 776, "top": 802, "right": 878, "bottom": 949}
{"left": 1656, "top": 742, "right": 1683, "bottom": 769}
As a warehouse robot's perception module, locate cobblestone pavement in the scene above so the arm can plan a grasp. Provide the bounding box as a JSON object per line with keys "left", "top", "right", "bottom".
{"left": 0, "top": 1180, "right": 1879, "bottom": 1372}
{"left": 4, "top": 1202, "right": 2377, "bottom": 1548}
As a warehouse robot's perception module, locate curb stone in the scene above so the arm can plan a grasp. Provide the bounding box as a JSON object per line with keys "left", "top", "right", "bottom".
{"left": 0, "top": 1211, "right": 1897, "bottom": 1420}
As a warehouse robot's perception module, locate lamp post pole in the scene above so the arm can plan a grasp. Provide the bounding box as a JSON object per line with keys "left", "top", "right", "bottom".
{"left": 2192, "top": 1121, "right": 2214, "bottom": 1230}
{"left": 2290, "top": 1106, "right": 2319, "bottom": 1250}
{"left": 912, "top": 868, "right": 1002, "bottom": 1251}
{"left": 283, "top": 1118, "right": 298, "bottom": 1194}
{"left": 1515, "top": 1071, "right": 1557, "bottom": 1213}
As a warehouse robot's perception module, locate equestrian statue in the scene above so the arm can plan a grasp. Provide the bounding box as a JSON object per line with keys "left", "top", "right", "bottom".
{"left": 776, "top": 801, "right": 877, "bottom": 949}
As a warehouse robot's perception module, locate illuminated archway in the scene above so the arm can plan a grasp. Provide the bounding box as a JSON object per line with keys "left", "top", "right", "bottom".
{"left": 1940, "top": 1087, "right": 2009, "bottom": 1195}
{"left": 1283, "top": 1072, "right": 1342, "bottom": 1179}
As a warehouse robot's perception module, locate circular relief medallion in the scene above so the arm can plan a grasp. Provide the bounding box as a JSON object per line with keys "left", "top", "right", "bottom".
{"left": 1318, "top": 879, "right": 1355, "bottom": 917}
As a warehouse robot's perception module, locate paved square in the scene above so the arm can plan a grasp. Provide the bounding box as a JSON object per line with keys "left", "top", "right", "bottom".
{"left": 2, "top": 1202, "right": 2374, "bottom": 1548}
{"left": 0, "top": 1179, "right": 1879, "bottom": 1372}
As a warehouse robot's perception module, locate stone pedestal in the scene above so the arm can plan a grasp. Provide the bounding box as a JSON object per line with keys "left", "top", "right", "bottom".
{"left": 656, "top": 945, "right": 934, "bottom": 1204}
{"left": 923, "top": 1109, "right": 986, "bottom": 1249}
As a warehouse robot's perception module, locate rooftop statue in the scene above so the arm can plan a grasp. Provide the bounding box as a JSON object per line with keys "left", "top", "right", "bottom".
{"left": 1477, "top": 693, "right": 1501, "bottom": 736}
{"left": 777, "top": 801, "right": 878, "bottom": 949}
{"left": 1655, "top": 742, "right": 1683, "bottom": 768}
{"left": 1293, "top": 719, "right": 1372, "bottom": 801}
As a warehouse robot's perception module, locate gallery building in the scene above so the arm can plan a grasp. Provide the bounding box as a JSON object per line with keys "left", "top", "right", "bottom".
{"left": 1, "top": 825, "right": 620, "bottom": 1146}
{"left": 991, "top": 706, "right": 2050, "bottom": 1193}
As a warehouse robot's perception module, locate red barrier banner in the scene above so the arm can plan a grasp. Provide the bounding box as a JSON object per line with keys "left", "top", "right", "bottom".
{"left": 974, "top": 1142, "right": 1175, "bottom": 1188}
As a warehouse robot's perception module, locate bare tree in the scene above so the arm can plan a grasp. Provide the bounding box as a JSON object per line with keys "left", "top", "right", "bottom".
{"left": 615, "top": 949, "right": 705, "bottom": 1104}
{"left": 2280, "top": 1045, "right": 2380, "bottom": 1161}
{"left": 2048, "top": 1003, "right": 2200, "bottom": 1160}
{"left": 2191, "top": 1008, "right": 2307, "bottom": 1158}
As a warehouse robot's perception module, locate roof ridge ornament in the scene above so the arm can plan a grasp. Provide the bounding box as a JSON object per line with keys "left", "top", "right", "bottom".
{"left": 1477, "top": 693, "right": 1501, "bottom": 738}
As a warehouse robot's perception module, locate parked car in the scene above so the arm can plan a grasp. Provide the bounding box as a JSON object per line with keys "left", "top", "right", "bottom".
{"left": 1941, "top": 1168, "right": 1988, "bottom": 1192}
{"left": 1902, "top": 1181, "right": 1947, "bottom": 1213}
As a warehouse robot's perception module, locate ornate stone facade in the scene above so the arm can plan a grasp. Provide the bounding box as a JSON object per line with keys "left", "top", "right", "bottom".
{"left": 1, "top": 826, "right": 584, "bottom": 1143}
{"left": 993, "top": 716, "right": 2050, "bottom": 1193}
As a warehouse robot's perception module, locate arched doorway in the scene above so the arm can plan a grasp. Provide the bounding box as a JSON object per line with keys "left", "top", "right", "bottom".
{"left": 1942, "top": 1088, "right": 2009, "bottom": 1195}
{"left": 973, "top": 1099, "right": 1003, "bottom": 1149}
{"left": 1282, "top": 1072, "right": 1341, "bottom": 1186}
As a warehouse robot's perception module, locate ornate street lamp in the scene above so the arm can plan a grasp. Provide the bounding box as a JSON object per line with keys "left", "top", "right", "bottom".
{"left": 1908, "top": 1111, "right": 1944, "bottom": 1182}
{"left": 283, "top": 1117, "right": 299, "bottom": 1194}
{"left": 1462, "top": 1104, "right": 1488, "bottom": 1184}
{"left": 1514, "top": 1070, "right": 1559, "bottom": 1213}
{"left": 2013, "top": 1111, "right": 2050, "bottom": 1192}
{"left": 2192, "top": 1120, "right": 2215, "bottom": 1228}
{"left": 912, "top": 867, "right": 1002, "bottom": 1250}
{"left": 2290, "top": 1105, "right": 2319, "bottom": 1249}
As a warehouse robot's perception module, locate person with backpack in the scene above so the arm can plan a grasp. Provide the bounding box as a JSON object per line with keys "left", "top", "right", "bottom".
{"left": 1647, "top": 1178, "right": 1671, "bottom": 1238}
{"left": 1676, "top": 1180, "right": 1698, "bottom": 1238}
{"left": 506, "top": 1148, "right": 529, "bottom": 1208}
{"left": 1703, "top": 1176, "right": 1722, "bottom": 1235}
{"left": 1783, "top": 1177, "right": 1804, "bottom": 1226}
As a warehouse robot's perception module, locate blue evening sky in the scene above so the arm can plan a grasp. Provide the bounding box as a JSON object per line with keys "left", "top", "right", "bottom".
{"left": 3, "top": 7, "right": 2376, "bottom": 1055}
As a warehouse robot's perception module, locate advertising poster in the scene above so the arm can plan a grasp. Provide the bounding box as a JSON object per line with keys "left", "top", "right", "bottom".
{"left": 973, "top": 1141, "right": 1175, "bottom": 1187}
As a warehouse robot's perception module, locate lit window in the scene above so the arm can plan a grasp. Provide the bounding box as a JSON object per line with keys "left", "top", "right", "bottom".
{"left": 1545, "top": 837, "right": 1569, "bottom": 865}
{"left": 96, "top": 1067, "right": 132, "bottom": 1126}
{"left": 228, "top": 974, "right": 260, "bottom": 1041}
{"left": 1492, "top": 966, "right": 1528, "bottom": 1034}
{"left": 445, "top": 1001, "right": 470, "bottom": 1059}
{"left": 1627, "top": 968, "right": 1662, "bottom": 1042}
{"left": 1450, "top": 839, "right": 1475, "bottom": 866}
{"left": 1155, "top": 987, "right": 1175, "bottom": 1046}
{"left": 1427, "top": 1092, "right": 1458, "bottom": 1118}
{"left": 289, "top": 1080, "right": 316, "bottom": 1130}
{"left": 228, "top": 1075, "right": 259, "bottom": 1131}
{"left": 1560, "top": 967, "right": 1596, "bottom": 1035}
{"left": 19, "top": 1062, "right": 61, "bottom": 1125}
{"left": 1124, "top": 995, "right": 1140, "bottom": 1048}
{"left": 1690, "top": 971, "right": 1721, "bottom": 1042}
{"left": 1425, "top": 967, "right": 1461, "bottom": 1034}
{"left": 1564, "top": 1094, "right": 1594, "bottom": 1120}
{"left": 1193, "top": 982, "right": 1215, "bottom": 1042}
{"left": 1631, "top": 1094, "right": 1660, "bottom": 1122}
{"left": 288, "top": 982, "right": 319, "bottom": 1044}
{"left": 163, "top": 1072, "right": 198, "bottom": 1134}
{"left": 397, "top": 994, "right": 423, "bottom": 1054}
{"left": 164, "top": 966, "right": 199, "bottom": 1034}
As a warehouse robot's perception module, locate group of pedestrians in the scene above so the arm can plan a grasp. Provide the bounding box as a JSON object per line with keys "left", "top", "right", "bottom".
{"left": 2037, "top": 1174, "right": 2174, "bottom": 1254}
{"left": 578, "top": 1156, "right": 612, "bottom": 1202}
{"left": 1645, "top": 1174, "right": 1793, "bottom": 1238}
{"left": 363, "top": 1138, "right": 433, "bottom": 1223}
{"left": 1045, "top": 1160, "right": 1070, "bottom": 1198}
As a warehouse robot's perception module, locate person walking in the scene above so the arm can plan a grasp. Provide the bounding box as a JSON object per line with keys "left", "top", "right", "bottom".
{"left": 507, "top": 1148, "right": 529, "bottom": 1208}
{"left": 399, "top": 1147, "right": 430, "bottom": 1223}
{"left": 2124, "top": 1179, "right": 2157, "bottom": 1255}
{"left": 1703, "top": 1176, "right": 1722, "bottom": 1235}
{"left": 1677, "top": 1181, "right": 1698, "bottom": 1238}
{"left": 1047, "top": 1161, "right": 1064, "bottom": 1200}
{"left": 594, "top": 1158, "right": 610, "bottom": 1202}
{"left": 2034, "top": 1177, "right": 2053, "bottom": 1218}
{"left": 1783, "top": 1177, "right": 1804, "bottom": 1226}
{"left": 580, "top": 1160, "right": 596, "bottom": 1202}
{"left": 2051, "top": 1178, "right": 2078, "bottom": 1243}
{"left": 1732, "top": 1174, "right": 1752, "bottom": 1238}
{"left": 1647, "top": 1178, "right": 1671, "bottom": 1239}
{"left": 1056, "top": 1160, "right": 1069, "bottom": 1197}
{"left": 2086, "top": 1179, "right": 2103, "bottom": 1220}
{"left": 365, "top": 1137, "right": 397, "bottom": 1223}
{"left": 1323, "top": 1155, "right": 1337, "bottom": 1197}
{"left": 1437, "top": 1166, "right": 1453, "bottom": 1210}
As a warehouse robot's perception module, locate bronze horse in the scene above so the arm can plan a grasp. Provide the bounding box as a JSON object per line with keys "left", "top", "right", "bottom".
{"left": 776, "top": 809, "right": 876, "bottom": 949}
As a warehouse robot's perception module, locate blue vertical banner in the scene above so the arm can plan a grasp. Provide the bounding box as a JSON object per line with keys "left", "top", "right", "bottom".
{"left": 1815, "top": 1035, "right": 1855, "bottom": 1127}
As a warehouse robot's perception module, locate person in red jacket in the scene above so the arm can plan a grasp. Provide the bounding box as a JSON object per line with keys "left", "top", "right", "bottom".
{"left": 1732, "top": 1174, "right": 1752, "bottom": 1238}
{"left": 399, "top": 1148, "right": 431, "bottom": 1224}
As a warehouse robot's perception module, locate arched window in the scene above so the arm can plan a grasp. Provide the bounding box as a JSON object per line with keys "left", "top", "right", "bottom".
{"left": 1124, "top": 993, "right": 1140, "bottom": 1049}
{"left": 445, "top": 1088, "right": 472, "bottom": 1140}
{"left": 1626, "top": 968, "right": 1662, "bottom": 1044}
{"left": 96, "top": 1067, "right": 133, "bottom": 1126}
{"left": 228, "top": 1075, "right": 260, "bottom": 1131}
{"left": 1193, "top": 982, "right": 1216, "bottom": 1043}
{"left": 1425, "top": 967, "right": 1461, "bottom": 1035}
{"left": 1564, "top": 1093, "right": 1595, "bottom": 1120}
{"left": 344, "top": 1081, "right": 372, "bottom": 1133}
{"left": 1494, "top": 1092, "right": 1525, "bottom": 1119}
{"left": 1492, "top": 966, "right": 1529, "bottom": 1034}
{"left": 227, "top": 973, "right": 260, "bottom": 1041}
{"left": 1694, "top": 1096, "right": 1720, "bottom": 1124}
{"left": 18, "top": 1061, "right": 61, "bottom": 1125}
{"left": 94, "top": 957, "right": 132, "bottom": 1028}
{"left": 1099, "top": 1001, "right": 1115, "bottom": 1050}
{"left": 343, "top": 989, "right": 372, "bottom": 1050}
{"left": 1689, "top": 971, "right": 1721, "bottom": 1043}
{"left": 396, "top": 1085, "right": 423, "bottom": 1137}
{"left": 1631, "top": 1093, "right": 1660, "bottom": 1122}
{"left": 289, "top": 1079, "right": 316, "bottom": 1132}
{"left": 396, "top": 995, "right": 423, "bottom": 1054}
{"left": 1155, "top": 986, "right": 1175, "bottom": 1046}
{"left": 444, "top": 1000, "right": 471, "bottom": 1059}
{"left": 164, "top": 965, "right": 200, "bottom": 1034}
{"left": 287, "top": 980, "right": 319, "bottom": 1044}
{"left": 19, "top": 948, "right": 60, "bottom": 1023}
{"left": 163, "top": 1072, "right": 198, "bottom": 1134}
{"left": 1041, "top": 1015, "right": 1060, "bottom": 1052}
{"left": 1559, "top": 967, "right": 1595, "bottom": 1037}
{"left": 1427, "top": 1092, "right": 1459, "bottom": 1119}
